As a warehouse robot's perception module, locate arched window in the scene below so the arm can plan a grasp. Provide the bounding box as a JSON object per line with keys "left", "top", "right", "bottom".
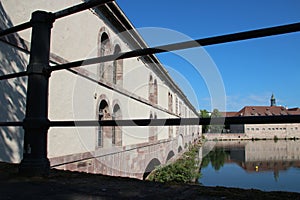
{"left": 168, "top": 92, "right": 173, "bottom": 112}
{"left": 99, "top": 32, "right": 110, "bottom": 80}
{"left": 113, "top": 45, "right": 123, "bottom": 86}
{"left": 175, "top": 95, "right": 178, "bottom": 115}
{"left": 149, "top": 112, "right": 154, "bottom": 142}
{"left": 98, "top": 100, "right": 110, "bottom": 147}
{"left": 153, "top": 112, "right": 158, "bottom": 141}
{"left": 154, "top": 79, "right": 158, "bottom": 104}
{"left": 112, "top": 104, "right": 122, "bottom": 146}
{"left": 149, "top": 76, "right": 158, "bottom": 104}
{"left": 168, "top": 95, "right": 173, "bottom": 138}
{"left": 149, "top": 74, "right": 154, "bottom": 103}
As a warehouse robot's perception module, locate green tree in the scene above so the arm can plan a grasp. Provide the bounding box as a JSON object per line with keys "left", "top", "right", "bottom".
{"left": 200, "top": 109, "right": 210, "bottom": 133}
{"left": 209, "top": 109, "right": 224, "bottom": 133}
{"left": 201, "top": 148, "right": 229, "bottom": 171}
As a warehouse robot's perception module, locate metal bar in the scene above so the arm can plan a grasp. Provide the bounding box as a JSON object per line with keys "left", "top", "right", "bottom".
{"left": 0, "top": 71, "right": 27, "bottom": 80}
{"left": 2, "top": 114, "right": 299, "bottom": 128}
{"left": 54, "top": 0, "right": 114, "bottom": 19}
{"left": 19, "top": 11, "right": 54, "bottom": 177}
{"left": 0, "top": 22, "right": 31, "bottom": 38}
{"left": 0, "top": 122, "right": 23, "bottom": 126}
{"left": 51, "top": 22, "right": 300, "bottom": 72}
{"left": 0, "top": 0, "right": 114, "bottom": 38}
{"left": 0, "top": 38, "right": 30, "bottom": 54}
{"left": 48, "top": 115, "right": 300, "bottom": 127}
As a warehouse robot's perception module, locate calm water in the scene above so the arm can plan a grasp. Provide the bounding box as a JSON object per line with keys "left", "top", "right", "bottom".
{"left": 198, "top": 140, "right": 300, "bottom": 193}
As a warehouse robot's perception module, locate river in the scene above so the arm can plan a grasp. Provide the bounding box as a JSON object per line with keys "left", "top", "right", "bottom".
{"left": 198, "top": 139, "right": 300, "bottom": 192}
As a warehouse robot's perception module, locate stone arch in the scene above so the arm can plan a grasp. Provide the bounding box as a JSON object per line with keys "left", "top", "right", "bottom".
{"left": 166, "top": 150, "right": 175, "bottom": 162}
{"left": 98, "top": 99, "right": 111, "bottom": 147}
{"left": 143, "top": 158, "right": 161, "bottom": 180}
{"left": 113, "top": 44, "right": 123, "bottom": 86}
{"left": 178, "top": 146, "right": 183, "bottom": 153}
{"left": 168, "top": 92, "right": 173, "bottom": 138}
{"left": 154, "top": 79, "right": 158, "bottom": 104}
{"left": 112, "top": 103, "right": 122, "bottom": 146}
{"left": 178, "top": 134, "right": 183, "bottom": 153}
{"left": 96, "top": 94, "right": 110, "bottom": 116}
{"left": 168, "top": 92, "right": 173, "bottom": 112}
{"left": 149, "top": 74, "right": 154, "bottom": 103}
{"left": 98, "top": 28, "right": 112, "bottom": 80}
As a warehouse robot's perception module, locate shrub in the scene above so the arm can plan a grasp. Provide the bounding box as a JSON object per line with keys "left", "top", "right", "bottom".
{"left": 148, "top": 146, "right": 201, "bottom": 183}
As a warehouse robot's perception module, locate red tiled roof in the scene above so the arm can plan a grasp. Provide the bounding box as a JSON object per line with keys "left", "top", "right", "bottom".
{"left": 287, "top": 107, "right": 300, "bottom": 115}
{"left": 223, "top": 106, "right": 300, "bottom": 117}
{"left": 221, "top": 112, "right": 237, "bottom": 117}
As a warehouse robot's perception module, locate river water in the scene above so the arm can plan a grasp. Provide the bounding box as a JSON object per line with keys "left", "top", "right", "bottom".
{"left": 198, "top": 139, "right": 300, "bottom": 192}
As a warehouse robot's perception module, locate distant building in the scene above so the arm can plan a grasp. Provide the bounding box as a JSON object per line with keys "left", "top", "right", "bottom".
{"left": 224, "top": 94, "right": 300, "bottom": 139}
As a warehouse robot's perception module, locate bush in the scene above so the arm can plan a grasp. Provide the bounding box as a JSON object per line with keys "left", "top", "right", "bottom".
{"left": 148, "top": 146, "right": 201, "bottom": 183}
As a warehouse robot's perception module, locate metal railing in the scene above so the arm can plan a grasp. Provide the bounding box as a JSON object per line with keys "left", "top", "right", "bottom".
{"left": 0, "top": 0, "right": 300, "bottom": 176}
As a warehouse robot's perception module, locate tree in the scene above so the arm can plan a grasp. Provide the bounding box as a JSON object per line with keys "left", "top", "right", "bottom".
{"left": 200, "top": 109, "right": 210, "bottom": 133}
{"left": 209, "top": 109, "right": 224, "bottom": 133}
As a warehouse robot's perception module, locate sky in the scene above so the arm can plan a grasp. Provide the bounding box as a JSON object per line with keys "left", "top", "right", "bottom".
{"left": 116, "top": 0, "right": 300, "bottom": 112}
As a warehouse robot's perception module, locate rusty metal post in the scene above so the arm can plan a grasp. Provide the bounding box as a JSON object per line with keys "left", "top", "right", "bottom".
{"left": 19, "top": 11, "right": 54, "bottom": 176}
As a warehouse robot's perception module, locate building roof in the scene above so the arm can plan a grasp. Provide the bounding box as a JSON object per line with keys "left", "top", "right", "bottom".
{"left": 225, "top": 106, "right": 300, "bottom": 117}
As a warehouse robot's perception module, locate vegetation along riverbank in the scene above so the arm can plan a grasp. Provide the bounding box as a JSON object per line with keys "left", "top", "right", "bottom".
{"left": 147, "top": 144, "right": 201, "bottom": 183}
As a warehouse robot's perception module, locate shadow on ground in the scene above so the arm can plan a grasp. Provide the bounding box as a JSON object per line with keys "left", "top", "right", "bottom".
{"left": 1, "top": 162, "right": 300, "bottom": 200}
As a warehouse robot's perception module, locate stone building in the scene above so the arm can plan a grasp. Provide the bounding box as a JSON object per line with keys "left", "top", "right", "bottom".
{"left": 0, "top": 0, "right": 201, "bottom": 179}
{"left": 225, "top": 94, "right": 300, "bottom": 139}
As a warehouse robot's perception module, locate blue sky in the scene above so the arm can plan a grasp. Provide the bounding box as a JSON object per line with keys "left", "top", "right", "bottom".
{"left": 116, "top": 0, "right": 300, "bottom": 111}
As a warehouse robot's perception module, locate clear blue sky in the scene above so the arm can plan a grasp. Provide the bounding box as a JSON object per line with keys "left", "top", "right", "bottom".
{"left": 116, "top": 0, "right": 300, "bottom": 112}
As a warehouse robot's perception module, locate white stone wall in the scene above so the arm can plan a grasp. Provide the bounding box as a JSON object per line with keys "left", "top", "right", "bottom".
{"left": 0, "top": 1, "right": 29, "bottom": 163}
{"left": 245, "top": 124, "right": 300, "bottom": 139}
{"left": 0, "top": 0, "right": 200, "bottom": 163}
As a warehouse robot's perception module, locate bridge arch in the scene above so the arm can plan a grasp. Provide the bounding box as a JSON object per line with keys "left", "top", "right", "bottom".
{"left": 142, "top": 158, "right": 161, "bottom": 180}
{"left": 166, "top": 150, "right": 175, "bottom": 162}
{"left": 178, "top": 134, "right": 183, "bottom": 153}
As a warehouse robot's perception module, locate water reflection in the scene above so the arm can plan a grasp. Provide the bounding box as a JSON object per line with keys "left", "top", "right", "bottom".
{"left": 199, "top": 140, "right": 300, "bottom": 192}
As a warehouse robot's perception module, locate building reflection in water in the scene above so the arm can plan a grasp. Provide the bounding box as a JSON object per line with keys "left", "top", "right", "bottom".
{"left": 201, "top": 140, "right": 300, "bottom": 179}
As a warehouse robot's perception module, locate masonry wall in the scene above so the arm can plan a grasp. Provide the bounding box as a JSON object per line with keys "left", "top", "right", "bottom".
{"left": 0, "top": 1, "right": 29, "bottom": 163}
{"left": 0, "top": 0, "right": 201, "bottom": 177}
{"left": 245, "top": 123, "right": 300, "bottom": 139}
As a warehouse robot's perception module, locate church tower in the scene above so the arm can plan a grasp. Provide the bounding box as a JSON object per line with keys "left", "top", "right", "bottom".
{"left": 270, "top": 94, "right": 276, "bottom": 106}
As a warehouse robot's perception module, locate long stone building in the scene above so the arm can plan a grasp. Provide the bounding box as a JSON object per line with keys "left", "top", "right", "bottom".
{"left": 0, "top": 0, "right": 201, "bottom": 179}
{"left": 212, "top": 94, "right": 300, "bottom": 140}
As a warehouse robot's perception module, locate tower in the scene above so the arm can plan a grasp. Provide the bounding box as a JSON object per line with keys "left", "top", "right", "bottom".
{"left": 270, "top": 94, "right": 276, "bottom": 106}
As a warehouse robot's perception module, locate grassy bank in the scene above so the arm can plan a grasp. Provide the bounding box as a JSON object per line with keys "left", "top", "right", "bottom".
{"left": 148, "top": 144, "right": 201, "bottom": 183}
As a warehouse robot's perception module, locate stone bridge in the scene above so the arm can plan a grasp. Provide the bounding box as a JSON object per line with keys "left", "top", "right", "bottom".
{"left": 50, "top": 134, "right": 199, "bottom": 180}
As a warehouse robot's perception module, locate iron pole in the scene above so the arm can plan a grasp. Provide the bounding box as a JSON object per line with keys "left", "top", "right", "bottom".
{"left": 19, "top": 11, "right": 54, "bottom": 176}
